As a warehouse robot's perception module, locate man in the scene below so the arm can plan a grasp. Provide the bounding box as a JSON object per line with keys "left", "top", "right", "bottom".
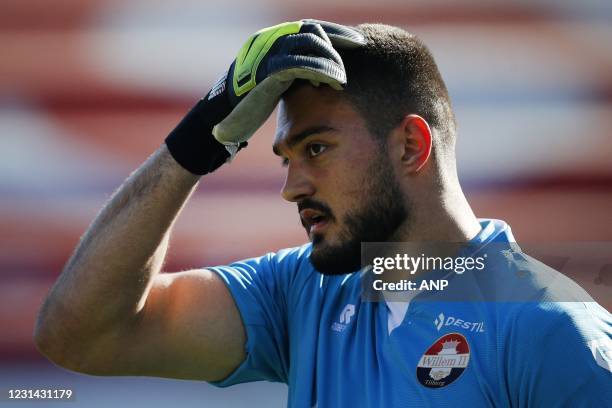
{"left": 34, "top": 20, "right": 611, "bottom": 407}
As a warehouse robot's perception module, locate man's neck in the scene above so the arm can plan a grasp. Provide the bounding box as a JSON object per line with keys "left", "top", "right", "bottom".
{"left": 395, "top": 185, "right": 481, "bottom": 244}
{"left": 378, "top": 186, "right": 480, "bottom": 287}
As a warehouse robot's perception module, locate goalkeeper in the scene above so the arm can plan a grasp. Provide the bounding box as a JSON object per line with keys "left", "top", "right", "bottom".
{"left": 35, "top": 20, "right": 611, "bottom": 407}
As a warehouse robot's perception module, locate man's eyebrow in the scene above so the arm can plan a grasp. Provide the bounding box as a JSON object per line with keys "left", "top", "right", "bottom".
{"left": 272, "top": 125, "right": 337, "bottom": 156}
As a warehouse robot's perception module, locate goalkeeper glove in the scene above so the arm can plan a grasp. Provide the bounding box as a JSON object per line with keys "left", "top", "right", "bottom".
{"left": 165, "top": 19, "right": 365, "bottom": 175}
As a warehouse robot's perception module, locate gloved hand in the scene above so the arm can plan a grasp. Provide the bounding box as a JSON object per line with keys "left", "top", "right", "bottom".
{"left": 165, "top": 19, "right": 365, "bottom": 175}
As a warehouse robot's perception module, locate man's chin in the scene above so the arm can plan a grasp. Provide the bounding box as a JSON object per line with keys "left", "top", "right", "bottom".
{"left": 309, "top": 240, "right": 362, "bottom": 276}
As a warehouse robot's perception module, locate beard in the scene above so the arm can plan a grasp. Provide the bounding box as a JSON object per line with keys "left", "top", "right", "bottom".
{"left": 309, "top": 150, "right": 410, "bottom": 275}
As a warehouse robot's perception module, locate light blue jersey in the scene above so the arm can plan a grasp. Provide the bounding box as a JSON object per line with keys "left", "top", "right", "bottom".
{"left": 209, "top": 220, "right": 612, "bottom": 407}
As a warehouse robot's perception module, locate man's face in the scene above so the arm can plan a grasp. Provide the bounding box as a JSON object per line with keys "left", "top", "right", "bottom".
{"left": 274, "top": 85, "right": 409, "bottom": 275}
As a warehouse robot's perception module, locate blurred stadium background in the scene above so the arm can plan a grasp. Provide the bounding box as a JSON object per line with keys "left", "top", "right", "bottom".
{"left": 1, "top": 0, "right": 611, "bottom": 406}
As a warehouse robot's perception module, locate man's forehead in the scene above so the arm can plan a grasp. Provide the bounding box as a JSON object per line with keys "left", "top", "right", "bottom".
{"left": 273, "top": 124, "right": 338, "bottom": 156}
{"left": 274, "top": 102, "right": 334, "bottom": 145}
{"left": 273, "top": 85, "right": 359, "bottom": 151}
{"left": 273, "top": 100, "right": 293, "bottom": 146}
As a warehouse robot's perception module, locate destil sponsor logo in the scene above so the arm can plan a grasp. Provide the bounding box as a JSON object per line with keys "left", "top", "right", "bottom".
{"left": 434, "top": 313, "right": 485, "bottom": 333}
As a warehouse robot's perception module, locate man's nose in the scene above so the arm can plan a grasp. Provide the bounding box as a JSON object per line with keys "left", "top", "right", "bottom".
{"left": 281, "top": 162, "right": 315, "bottom": 202}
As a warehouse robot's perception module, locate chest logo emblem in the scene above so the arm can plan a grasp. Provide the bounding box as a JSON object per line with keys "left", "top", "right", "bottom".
{"left": 331, "top": 303, "right": 355, "bottom": 332}
{"left": 417, "top": 333, "right": 470, "bottom": 388}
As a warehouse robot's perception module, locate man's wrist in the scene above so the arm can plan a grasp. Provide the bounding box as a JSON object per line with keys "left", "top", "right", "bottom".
{"left": 165, "top": 91, "right": 233, "bottom": 176}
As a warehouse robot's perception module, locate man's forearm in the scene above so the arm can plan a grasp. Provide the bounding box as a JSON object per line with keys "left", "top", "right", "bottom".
{"left": 35, "top": 145, "right": 199, "bottom": 361}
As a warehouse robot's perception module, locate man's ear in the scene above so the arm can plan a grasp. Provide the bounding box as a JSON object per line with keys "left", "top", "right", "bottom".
{"left": 394, "top": 114, "right": 432, "bottom": 173}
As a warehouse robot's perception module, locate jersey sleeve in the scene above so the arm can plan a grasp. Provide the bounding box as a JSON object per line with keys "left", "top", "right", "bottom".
{"left": 507, "top": 301, "right": 612, "bottom": 407}
{"left": 206, "top": 250, "right": 295, "bottom": 386}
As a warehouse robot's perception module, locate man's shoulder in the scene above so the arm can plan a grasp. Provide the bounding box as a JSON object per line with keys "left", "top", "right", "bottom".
{"left": 477, "top": 245, "right": 595, "bottom": 303}
{"left": 490, "top": 250, "right": 611, "bottom": 343}
{"left": 271, "top": 243, "right": 312, "bottom": 264}
{"left": 209, "top": 243, "right": 315, "bottom": 288}
{"left": 262, "top": 243, "right": 314, "bottom": 276}
{"left": 463, "top": 245, "right": 610, "bottom": 333}
{"left": 226, "top": 243, "right": 312, "bottom": 270}
{"left": 256, "top": 243, "right": 319, "bottom": 285}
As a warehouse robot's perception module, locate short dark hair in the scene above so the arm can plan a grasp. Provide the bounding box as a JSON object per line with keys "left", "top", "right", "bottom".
{"left": 338, "top": 24, "right": 456, "bottom": 150}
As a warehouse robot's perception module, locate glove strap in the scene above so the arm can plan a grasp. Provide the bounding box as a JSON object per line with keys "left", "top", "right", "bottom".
{"left": 165, "top": 84, "right": 236, "bottom": 175}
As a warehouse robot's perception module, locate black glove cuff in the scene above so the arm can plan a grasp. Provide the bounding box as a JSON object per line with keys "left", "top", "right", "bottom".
{"left": 165, "top": 90, "right": 233, "bottom": 175}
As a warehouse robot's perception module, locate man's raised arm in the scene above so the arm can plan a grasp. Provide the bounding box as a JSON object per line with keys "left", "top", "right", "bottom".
{"left": 34, "top": 20, "right": 364, "bottom": 381}
{"left": 34, "top": 146, "right": 248, "bottom": 380}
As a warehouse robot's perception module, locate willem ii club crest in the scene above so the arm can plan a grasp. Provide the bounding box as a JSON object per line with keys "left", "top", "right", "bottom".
{"left": 417, "top": 333, "right": 470, "bottom": 388}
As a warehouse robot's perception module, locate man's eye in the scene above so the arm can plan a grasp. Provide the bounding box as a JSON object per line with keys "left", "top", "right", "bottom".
{"left": 308, "top": 143, "right": 327, "bottom": 157}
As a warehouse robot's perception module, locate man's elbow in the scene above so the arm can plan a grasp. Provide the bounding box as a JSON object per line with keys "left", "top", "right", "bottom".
{"left": 33, "top": 314, "right": 93, "bottom": 374}
{"left": 34, "top": 311, "right": 132, "bottom": 377}
{"left": 33, "top": 317, "right": 69, "bottom": 368}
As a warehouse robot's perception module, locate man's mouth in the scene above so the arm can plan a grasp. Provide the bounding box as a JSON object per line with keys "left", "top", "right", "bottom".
{"left": 300, "top": 208, "right": 331, "bottom": 235}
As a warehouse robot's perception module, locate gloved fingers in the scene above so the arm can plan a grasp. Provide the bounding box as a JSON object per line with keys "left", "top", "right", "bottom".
{"left": 274, "top": 32, "right": 343, "bottom": 67}
{"left": 267, "top": 54, "right": 346, "bottom": 88}
{"left": 213, "top": 76, "right": 292, "bottom": 144}
{"left": 297, "top": 21, "right": 332, "bottom": 44}
{"left": 301, "top": 19, "right": 366, "bottom": 49}
{"left": 272, "top": 68, "right": 344, "bottom": 90}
